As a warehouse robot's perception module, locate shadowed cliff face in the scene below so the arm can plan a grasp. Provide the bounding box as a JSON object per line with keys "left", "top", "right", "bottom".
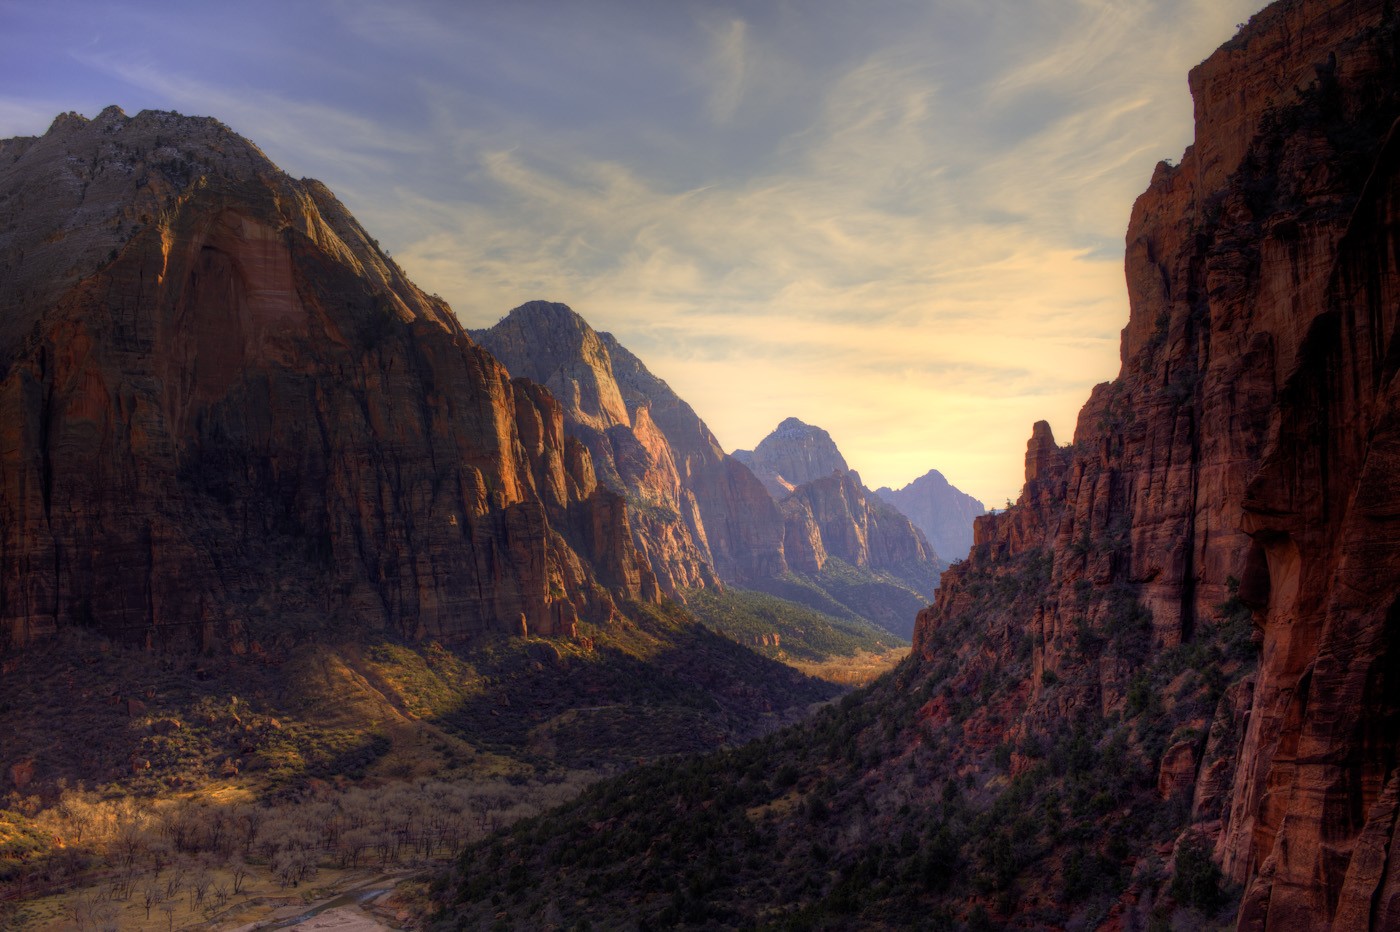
{"left": 0, "top": 108, "right": 659, "bottom": 651}
{"left": 915, "top": 0, "right": 1400, "bottom": 925}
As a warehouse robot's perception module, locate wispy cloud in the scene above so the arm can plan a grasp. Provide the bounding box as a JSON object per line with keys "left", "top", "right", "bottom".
{"left": 66, "top": 50, "right": 430, "bottom": 175}
{"left": 705, "top": 18, "right": 749, "bottom": 123}
{"left": 0, "top": 0, "right": 1269, "bottom": 505}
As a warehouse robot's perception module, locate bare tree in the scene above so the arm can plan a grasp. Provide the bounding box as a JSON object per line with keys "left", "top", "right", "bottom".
{"left": 162, "top": 865, "right": 184, "bottom": 902}
{"left": 188, "top": 865, "right": 212, "bottom": 910}
{"left": 66, "top": 890, "right": 93, "bottom": 931}
{"left": 230, "top": 858, "right": 251, "bottom": 896}
{"left": 140, "top": 884, "right": 161, "bottom": 921}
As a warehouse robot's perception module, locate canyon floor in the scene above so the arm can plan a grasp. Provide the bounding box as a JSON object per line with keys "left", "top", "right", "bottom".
{"left": 0, "top": 591, "right": 901, "bottom": 930}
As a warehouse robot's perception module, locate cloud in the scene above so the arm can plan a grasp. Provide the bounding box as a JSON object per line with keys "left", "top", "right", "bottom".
{"left": 0, "top": 99, "right": 70, "bottom": 136}
{"left": 705, "top": 18, "right": 749, "bottom": 123}
{"left": 378, "top": 1, "right": 1265, "bottom": 505}
{"left": 0, "top": 0, "right": 1270, "bottom": 507}
{"left": 66, "top": 50, "right": 430, "bottom": 176}
{"left": 388, "top": 128, "right": 1131, "bottom": 505}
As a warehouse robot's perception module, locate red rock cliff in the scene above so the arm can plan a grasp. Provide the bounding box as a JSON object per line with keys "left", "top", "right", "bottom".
{"left": 473, "top": 301, "right": 789, "bottom": 590}
{"left": 0, "top": 108, "right": 658, "bottom": 651}
{"left": 915, "top": 0, "right": 1400, "bottom": 926}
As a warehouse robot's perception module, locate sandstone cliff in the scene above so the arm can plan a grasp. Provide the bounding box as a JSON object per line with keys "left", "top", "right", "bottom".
{"left": 911, "top": 0, "right": 1400, "bottom": 925}
{"left": 874, "top": 469, "right": 986, "bottom": 562}
{"left": 0, "top": 108, "right": 659, "bottom": 651}
{"left": 473, "top": 301, "right": 788, "bottom": 590}
{"left": 442, "top": 2, "right": 1400, "bottom": 927}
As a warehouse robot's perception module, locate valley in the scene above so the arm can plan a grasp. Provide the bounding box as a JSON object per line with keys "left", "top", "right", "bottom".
{"left": 3, "top": 0, "right": 1399, "bottom": 928}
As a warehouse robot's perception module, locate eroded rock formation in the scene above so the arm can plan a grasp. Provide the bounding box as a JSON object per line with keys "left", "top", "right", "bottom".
{"left": 914, "top": 0, "right": 1400, "bottom": 925}
{"left": 0, "top": 108, "right": 658, "bottom": 651}
{"left": 473, "top": 301, "right": 788, "bottom": 590}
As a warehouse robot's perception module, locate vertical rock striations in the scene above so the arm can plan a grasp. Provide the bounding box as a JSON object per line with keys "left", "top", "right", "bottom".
{"left": 473, "top": 302, "right": 788, "bottom": 590}
{"left": 913, "top": 0, "right": 1400, "bottom": 925}
{"left": 0, "top": 108, "right": 658, "bottom": 651}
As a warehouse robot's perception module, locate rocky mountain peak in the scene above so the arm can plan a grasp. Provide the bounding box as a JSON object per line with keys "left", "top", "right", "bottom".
{"left": 474, "top": 303, "right": 788, "bottom": 590}
{"left": 0, "top": 110, "right": 662, "bottom": 649}
{"left": 735, "top": 417, "right": 850, "bottom": 499}
{"left": 0, "top": 106, "right": 447, "bottom": 377}
{"left": 477, "top": 301, "right": 631, "bottom": 433}
{"left": 874, "top": 468, "right": 986, "bottom": 562}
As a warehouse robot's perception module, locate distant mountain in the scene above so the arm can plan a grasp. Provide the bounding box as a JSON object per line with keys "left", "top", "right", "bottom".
{"left": 473, "top": 302, "right": 786, "bottom": 590}
{"left": 733, "top": 418, "right": 944, "bottom": 637}
{"left": 733, "top": 417, "right": 847, "bottom": 497}
{"left": 875, "top": 469, "right": 985, "bottom": 561}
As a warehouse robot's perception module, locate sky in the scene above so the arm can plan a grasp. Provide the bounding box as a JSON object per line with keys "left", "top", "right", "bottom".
{"left": 0, "top": 0, "right": 1267, "bottom": 506}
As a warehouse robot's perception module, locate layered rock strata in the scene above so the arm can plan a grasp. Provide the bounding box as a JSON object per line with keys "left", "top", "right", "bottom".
{"left": 915, "top": 0, "right": 1400, "bottom": 925}
{"left": 0, "top": 108, "right": 658, "bottom": 651}
{"left": 473, "top": 302, "right": 788, "bottom": 590}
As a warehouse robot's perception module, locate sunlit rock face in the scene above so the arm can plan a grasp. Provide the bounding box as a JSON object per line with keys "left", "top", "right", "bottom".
{"left": 874, "top": 469, "right": 986, "bottom": 563}
{"left": 474, "top": 301, "right": 789, "bottom": 590}
{"left": 779, "top": 470, "right": 938, "bottom": 581}
{"left": 915, "top": 0, "right": 1400, "bottom": 925}
{"left": 0, "top": 108, "right": 659, "bottom": 651}
{"left": 734, "top": 417, "right": 848, "bottom": 499}
{"left": 738, "top": 417, "right": 943, "bottom": 613}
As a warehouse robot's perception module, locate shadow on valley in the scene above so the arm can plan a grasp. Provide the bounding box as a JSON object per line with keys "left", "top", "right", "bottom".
{"left": 0, "top": 598, "right": 841, "bottom": 928}
{"left": 440, "top": 548, "right": 1258, "bottom": 930}
{"left": 420, "top": 601, "right": 841, "bottom": 768}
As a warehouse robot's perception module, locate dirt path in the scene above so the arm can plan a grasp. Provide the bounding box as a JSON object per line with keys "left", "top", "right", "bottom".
{"left": 217, "top": 872, "right": 416, "bottom": 931}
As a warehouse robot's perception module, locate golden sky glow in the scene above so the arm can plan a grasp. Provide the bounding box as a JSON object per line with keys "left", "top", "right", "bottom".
{"left": 1, "top": 0, "right": 1267, "bottom": 504}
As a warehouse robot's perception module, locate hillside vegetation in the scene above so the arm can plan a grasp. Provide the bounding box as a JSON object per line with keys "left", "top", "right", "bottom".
{"left": 0, "top": 601, "right": 839, "bottom": 928}
{"left": 440, "top": 547, "right": 1255, "bottom": 929}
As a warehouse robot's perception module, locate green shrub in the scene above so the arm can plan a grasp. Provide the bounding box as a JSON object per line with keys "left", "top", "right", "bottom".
{"left": 1170, "top": 832, "right": 1224, "bottom": 912}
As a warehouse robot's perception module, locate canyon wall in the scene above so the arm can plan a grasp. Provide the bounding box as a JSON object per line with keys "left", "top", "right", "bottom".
{"left": 0, "top": 108, "right": 658, "bottom": 651}
{"left": 914, "top": 0, "right": 1400, "bottom": 925}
